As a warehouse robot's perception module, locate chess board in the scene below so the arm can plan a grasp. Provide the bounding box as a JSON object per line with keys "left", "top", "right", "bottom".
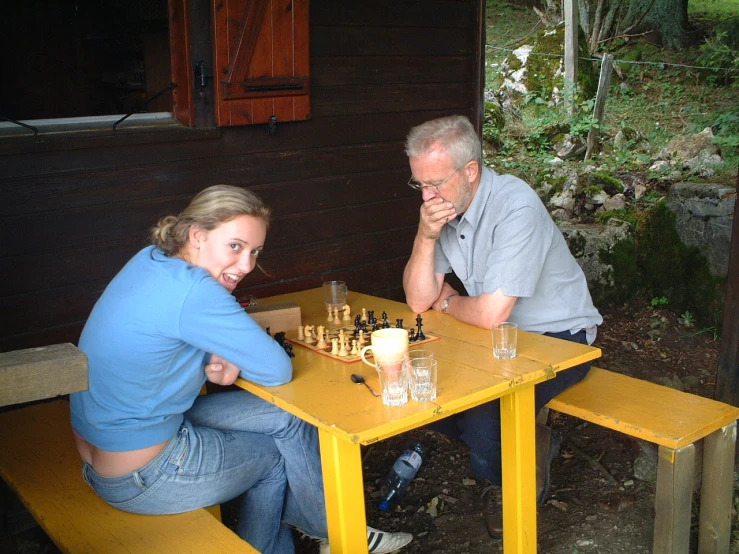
{"left": 288, "top": 323, "right": 440, "bottom": 364}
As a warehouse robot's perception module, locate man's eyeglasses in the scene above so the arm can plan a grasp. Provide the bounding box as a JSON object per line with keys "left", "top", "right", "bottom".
{"left": 407, "top": 165, "right": 464, "bottom": 192}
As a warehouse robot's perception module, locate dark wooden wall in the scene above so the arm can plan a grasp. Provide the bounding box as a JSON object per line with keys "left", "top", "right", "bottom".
{"left": 0, "top": 0, "right": 485, "bottom": 352}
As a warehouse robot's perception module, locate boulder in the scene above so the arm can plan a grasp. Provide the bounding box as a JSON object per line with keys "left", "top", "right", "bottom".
{"left": 560, "top": 218, "right": 632, "bottom": 288}
{"left": 497, "top": 23, "right": 597, "bottom": 105}
{"left": 665, "top": 183, "right": 736, "bottom": 277}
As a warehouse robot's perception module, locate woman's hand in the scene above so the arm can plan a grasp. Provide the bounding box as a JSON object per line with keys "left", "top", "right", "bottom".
{"left": 205, "top": 354, "right": 241, "bottom": 386}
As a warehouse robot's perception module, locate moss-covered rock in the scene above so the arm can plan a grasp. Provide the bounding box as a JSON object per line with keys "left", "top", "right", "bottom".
{"left": 590, "top": 202, "right": 723, "bottom": 325}
{"left": 499, "top": 23, "right": 598, "bottom": 105}
{"left": 586, "top": 171, "right": 625, "bottom": 195}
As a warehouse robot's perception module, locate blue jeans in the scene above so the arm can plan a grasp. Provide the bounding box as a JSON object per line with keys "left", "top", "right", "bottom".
{"left": 83, "top": 390, "right": 328, "bottom": 554}
{"left": 429, "top": 329, "right": 593, "bottom": 485}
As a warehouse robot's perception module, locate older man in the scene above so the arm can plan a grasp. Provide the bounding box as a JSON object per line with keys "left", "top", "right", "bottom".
{"left": 402, "top": 115, "right": 602, "bottom": 538}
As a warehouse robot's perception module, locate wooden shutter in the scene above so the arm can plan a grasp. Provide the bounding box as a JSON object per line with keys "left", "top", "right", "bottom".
{"left": 169, "top": 0, "right": 195, "bottom": 126}
{"left": 212, "top": 0, "right": 310, "bottom": 126}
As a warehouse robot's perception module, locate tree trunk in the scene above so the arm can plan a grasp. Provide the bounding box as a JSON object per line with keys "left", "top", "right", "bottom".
{"left": 623, "top": 0, "right": 689, "bottom": 49}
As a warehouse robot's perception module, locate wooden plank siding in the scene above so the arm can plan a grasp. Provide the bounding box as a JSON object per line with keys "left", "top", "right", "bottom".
{"left": 0, "top": 0, "right": 485, "bottom": 352}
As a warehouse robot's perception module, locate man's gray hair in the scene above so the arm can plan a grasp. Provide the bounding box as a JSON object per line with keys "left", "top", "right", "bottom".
{"left": 405, "top": 115, "right": 482, "bottom": 167}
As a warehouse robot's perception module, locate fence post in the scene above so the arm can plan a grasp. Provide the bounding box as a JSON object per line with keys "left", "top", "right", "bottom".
{"left": 584, "top": 53, "right": 613, "bottom": 160}
{"left": 564, "top": 0, "right": 579, "bottom": 115}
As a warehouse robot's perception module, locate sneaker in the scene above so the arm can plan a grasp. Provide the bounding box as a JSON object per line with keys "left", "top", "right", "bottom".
{"left": 318, "top": 526, "right": 413, "bottom": 553}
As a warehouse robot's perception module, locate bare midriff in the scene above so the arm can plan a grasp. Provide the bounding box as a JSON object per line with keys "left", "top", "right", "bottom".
{"left": 75, "top": 435, "right": 169, "bottom": 478}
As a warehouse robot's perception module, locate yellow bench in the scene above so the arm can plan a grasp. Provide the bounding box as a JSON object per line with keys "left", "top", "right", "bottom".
{"left": 547, "top": 366, "right": 739, "bottom": 554}
{"left": 0, "top": 344, "right": 259, "bottom": 553}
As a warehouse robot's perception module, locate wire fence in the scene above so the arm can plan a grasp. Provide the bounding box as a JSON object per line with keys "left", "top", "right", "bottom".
{"left": 485, "top": 44, "right": 738, "bottom": 73}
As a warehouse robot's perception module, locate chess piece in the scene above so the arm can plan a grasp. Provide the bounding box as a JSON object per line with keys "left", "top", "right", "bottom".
{"left": 343, "top": 304, "right": 351, "bottom": 321}
{"left": 409, "top": 329, "right": 416, "bottom": 341}
{"left": 327, "top": 306, "right": 333, "bottom": 322}
{"left": 338, "top": 339, "right": 348, "bottom": 357}
{"left": 316, "top": 326, "right": 327, "bottom": 349}
{"left": 396, "top": 318, "right": 403, "bottom": 329}
{"left": 416, "top": 314, "right": 426, "bottom": 341}
{"left": 361, "top": 308, "right": 368, "bottom": 323}
{"left": 358, "top": 330, "right": 366, "bottom": 346}
{"left": 382, "top": 313, "right": 390, "bottom": 328}
{"left": 333, "top": 307, "right": 341, "bottom": 324}
{"left": 350, "top": 339, "right": 358, "bottom": 356}
{"left": 297, "top": 325, "right": 305, "bottom": 341}
{"left": 304, "top": 325, "right": 314, "bottom": 344}
{"left": 331, "top": 338, "right": 339, "bottom": 355}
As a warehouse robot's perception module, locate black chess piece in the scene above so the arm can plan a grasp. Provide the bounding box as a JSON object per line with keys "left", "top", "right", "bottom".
{"left": 409, "top": 329, "right": 416, "bottom": 341}
{"left": 396, "top": 318, "right": 403, "bottom": 329}
{"left": 273, "top": 332, "right": 295, "bottom": 358}
{"left": 382, "top": 313, "right": 390, "bottom": 328}
{"left": 415, "top": 314, "right": 426, "bottom": 341}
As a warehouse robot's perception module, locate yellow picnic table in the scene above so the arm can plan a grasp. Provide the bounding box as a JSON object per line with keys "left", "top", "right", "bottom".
{"left": 235, "top": 288, "right": 601, "bottom": 554}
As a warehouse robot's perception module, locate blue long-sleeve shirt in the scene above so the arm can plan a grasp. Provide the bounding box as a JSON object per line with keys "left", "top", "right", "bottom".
{"left": 71, "top": 246, "right": 292, "bottom": 451}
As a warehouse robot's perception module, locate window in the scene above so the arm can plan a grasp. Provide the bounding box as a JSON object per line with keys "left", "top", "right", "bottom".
{"left": 1, "top": 0, "right": 310, "bottom": 135}
{"left": 1, "top": 0, "right": 172, "bottom": 122}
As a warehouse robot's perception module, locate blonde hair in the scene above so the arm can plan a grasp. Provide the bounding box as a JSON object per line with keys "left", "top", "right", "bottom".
{"left": 405, "top": 115, "right": 482, "bottom": 168}
{"left": 151, "top": 185, "right": 271, "bottom": 257}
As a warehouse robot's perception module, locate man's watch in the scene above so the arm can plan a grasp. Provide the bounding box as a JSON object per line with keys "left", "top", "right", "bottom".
{"left": 440, "top": 294, "right": 459, "bottom": 314}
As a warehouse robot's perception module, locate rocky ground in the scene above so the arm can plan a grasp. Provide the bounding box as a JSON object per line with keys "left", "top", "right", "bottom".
{"left": 2, "top": 299, "right": 735, "bottom": 554}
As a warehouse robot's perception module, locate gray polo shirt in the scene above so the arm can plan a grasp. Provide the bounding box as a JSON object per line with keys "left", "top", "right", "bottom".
{"left": 434, "top": 167, "right": 602, "bottom": 343}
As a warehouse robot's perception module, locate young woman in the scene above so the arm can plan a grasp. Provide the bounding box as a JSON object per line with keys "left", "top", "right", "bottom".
{"left": 71, "top": 185, "right": 411, "bottom": 554}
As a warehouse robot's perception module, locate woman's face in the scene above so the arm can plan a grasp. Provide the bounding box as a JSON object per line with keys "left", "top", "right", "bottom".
{"left": 189, "top": 214, "right": 267, "bottom": 291}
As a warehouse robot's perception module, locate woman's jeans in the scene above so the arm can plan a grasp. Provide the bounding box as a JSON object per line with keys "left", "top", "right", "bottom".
{"left": 429, "top": 329, "right": 593, "bottom": 485}
{"left": 82, "top": 390, "right": 328, "bottom": 554}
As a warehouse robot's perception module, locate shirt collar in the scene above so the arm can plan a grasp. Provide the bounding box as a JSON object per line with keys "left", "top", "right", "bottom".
{"left": 458, "top": 166, "right": 495, "bottom": 229}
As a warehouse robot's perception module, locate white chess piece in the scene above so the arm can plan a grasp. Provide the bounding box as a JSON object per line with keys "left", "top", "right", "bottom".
{"left": 330, "top": 338, "right": 339, "bottom": 355}
{"left": 327, "top": 305, "right": 333, "bottom": 322}
{"left": 338, "top": 339, "right": 348, "bottom": 357}
{"left": 350, "top": 339, "right": 358, "bottom": 356}
{"left": 297, "top": 325, "right": 305, "bottom": 341}
{"left": 333, "top": 307, "right": 340, "bottom": 324}
{"left": 343, "top": 304, "right": 351, "bottom": 321}
{"left": 358, "top": 330, "right": 366, "bottom": 346}
{"left": 304, "top": 325, "right": 314, "bottom": 344}
{"left": 361, "top": 308, "right": 367, "bottom": 323}
{"left": 316, "top": 326, "right": 327, "bottom": 349}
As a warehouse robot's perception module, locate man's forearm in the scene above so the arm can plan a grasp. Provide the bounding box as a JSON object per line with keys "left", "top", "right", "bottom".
{"left": 403, "top": 233, "right": 441, "bottom": 313}
{"left": 444, "top": 290, "right": 517, "bottom": 330}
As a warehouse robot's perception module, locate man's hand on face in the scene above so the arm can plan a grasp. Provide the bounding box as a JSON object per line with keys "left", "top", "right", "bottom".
{"left": 419, "top": 197, "right": 457, "bottom": 240}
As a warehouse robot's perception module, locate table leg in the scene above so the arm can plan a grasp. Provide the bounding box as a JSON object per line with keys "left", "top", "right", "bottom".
{"left": 318, "top": 429, "right": 368, "bottom": 554}
{"left": 500, "top": 385, "right": 537, "bottom": 554}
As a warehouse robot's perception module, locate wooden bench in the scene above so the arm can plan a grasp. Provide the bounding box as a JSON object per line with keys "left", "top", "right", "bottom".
{"left": 547, "top": 366, "right": 739, "bottom": 554}
{"left": 0, "top": 344, "right": 259, "bottom": 553}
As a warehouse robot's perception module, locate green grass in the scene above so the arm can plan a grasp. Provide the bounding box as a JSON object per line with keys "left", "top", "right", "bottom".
{"left": 690, "top": 0, "right": 739, "bottom": 21}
